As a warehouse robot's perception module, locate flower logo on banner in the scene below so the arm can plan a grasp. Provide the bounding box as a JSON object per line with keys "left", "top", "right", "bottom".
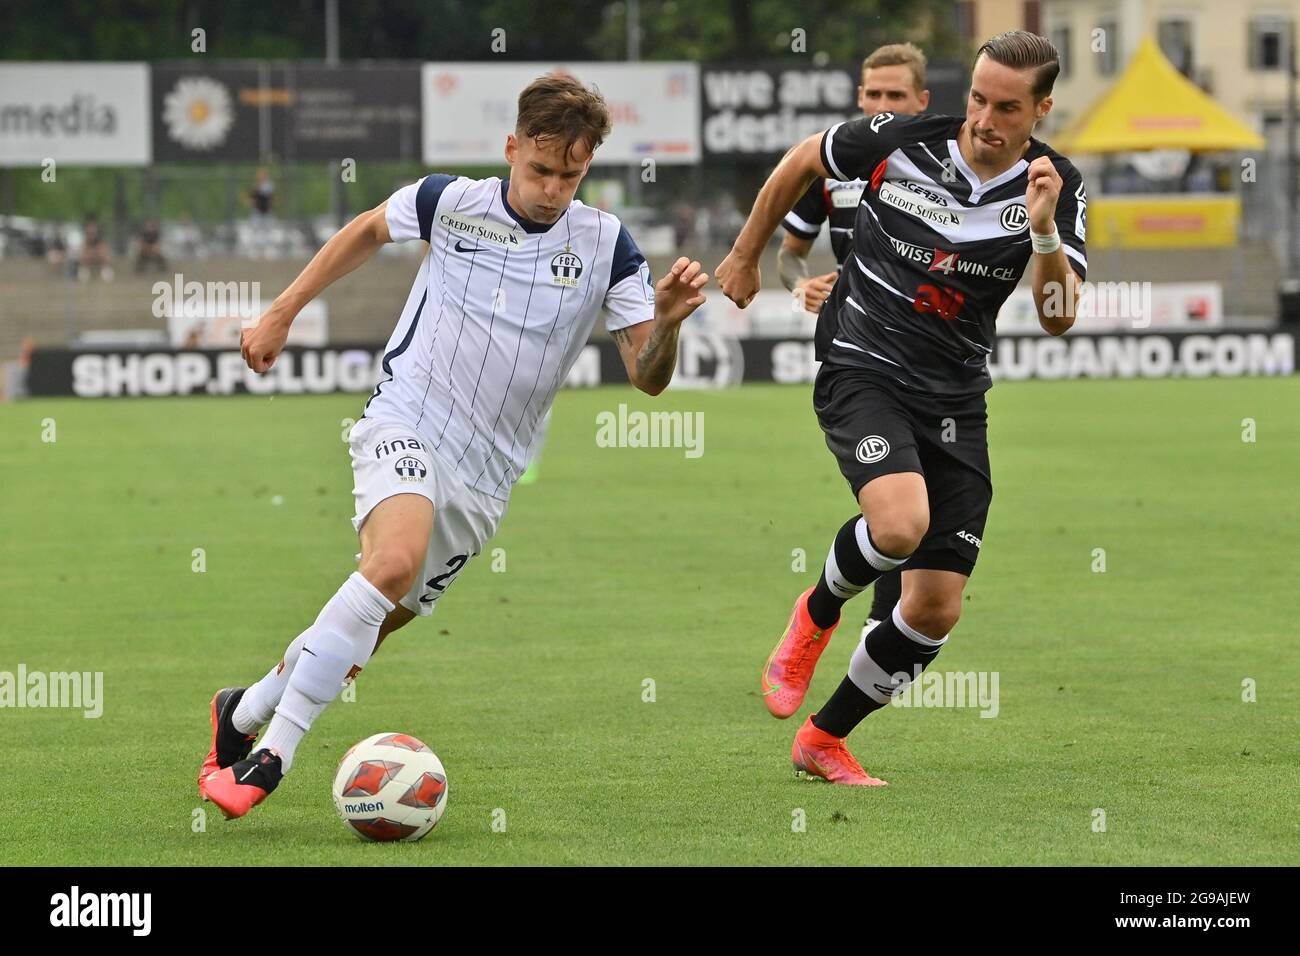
{"left": 162, "top": 76, "right": 234, "bottom": 150}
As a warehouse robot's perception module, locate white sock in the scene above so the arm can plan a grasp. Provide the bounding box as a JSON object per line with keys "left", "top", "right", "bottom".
{"left": 233, "top": 629, "right": 310, "bottom": 735}
{"left": 254, "top": 573, "right": 394, "bottom": 771}
{"left": 847, "top": 605, "right": 948, "bottom": 705}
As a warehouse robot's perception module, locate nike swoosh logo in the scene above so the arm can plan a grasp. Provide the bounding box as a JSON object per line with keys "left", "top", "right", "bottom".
{"left": 795, "top": 744, "right": 830, "bottom": 776}
{"left": 301, "top": 647, "right": 317, "bottom": 657}
{"left": 454, "top": 240, "right": 482, "bottom": 253}
{"left": 762, "top": 653, "right": 782, "bottom": 695}
{"left": 238, "top": 765, "right": 257, "bottom": 783}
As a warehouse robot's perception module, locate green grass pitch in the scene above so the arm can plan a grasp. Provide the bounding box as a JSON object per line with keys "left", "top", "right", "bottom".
{"left": 0, "top": 377, "right": 1296, "bottom": 866}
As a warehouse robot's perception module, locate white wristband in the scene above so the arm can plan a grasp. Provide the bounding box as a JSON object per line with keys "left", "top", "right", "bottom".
{"left": 1031, "top": 226, "right": 1061, "bottom": 254}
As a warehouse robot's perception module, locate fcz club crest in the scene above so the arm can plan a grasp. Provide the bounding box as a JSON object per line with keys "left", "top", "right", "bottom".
{"left": 551, "top": 246, "right": 583, "bottom": 287}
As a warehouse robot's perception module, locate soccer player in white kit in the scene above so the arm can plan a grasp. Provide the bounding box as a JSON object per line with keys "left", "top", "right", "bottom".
{"left": 199, "top": 75, "right": 710, "bottom": 819}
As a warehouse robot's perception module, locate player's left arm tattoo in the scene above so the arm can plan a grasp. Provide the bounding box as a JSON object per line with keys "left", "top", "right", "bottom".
{"left": 610, "top": 322, "right": 678, "bottom": 396}
{"left": 633, "top": 321, "right": 680, "bottom": 395}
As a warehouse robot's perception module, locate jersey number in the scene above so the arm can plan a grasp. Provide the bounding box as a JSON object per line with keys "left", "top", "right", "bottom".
{"left": 913, "top": 283, "right": 965, "bottom": 322}
{"left": 420, "top": 553, "right": 473, "bottom": 604}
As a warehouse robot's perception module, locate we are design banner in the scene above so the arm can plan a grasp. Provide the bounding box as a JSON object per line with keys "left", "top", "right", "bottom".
{"left": 699, "top": 61, "right": 968, "bottom": 161}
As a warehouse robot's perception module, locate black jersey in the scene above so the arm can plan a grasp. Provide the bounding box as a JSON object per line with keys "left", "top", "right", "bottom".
{"left": 815, "top": 112, "right": 1088, "bottom": 395}
{"left": 781, "top": 176, "right": 865, "bottom": 269}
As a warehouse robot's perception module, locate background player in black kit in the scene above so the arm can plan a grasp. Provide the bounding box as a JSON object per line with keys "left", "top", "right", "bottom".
{"left": 718, "top": 32, "right": 1087, "bottom": 785}
{"left": 779, "top": 41, "right": 931, "bottom": 644}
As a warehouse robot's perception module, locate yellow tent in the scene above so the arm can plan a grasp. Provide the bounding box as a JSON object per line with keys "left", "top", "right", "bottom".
{"left": 1054, "top": 37, "right": 1265, "bottom": 153}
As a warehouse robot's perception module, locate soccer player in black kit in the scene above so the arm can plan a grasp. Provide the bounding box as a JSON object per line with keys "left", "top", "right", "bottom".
{"left": 779, "top": 41, "right": 931, "bottom": 642}
{"left": 718, "top": 32, "right": 1087, "bottom": 785}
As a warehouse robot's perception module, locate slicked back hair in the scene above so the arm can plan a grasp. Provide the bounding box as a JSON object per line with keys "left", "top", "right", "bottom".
{"left": 974, "top": 31, "right": 1061, "bottom": 100}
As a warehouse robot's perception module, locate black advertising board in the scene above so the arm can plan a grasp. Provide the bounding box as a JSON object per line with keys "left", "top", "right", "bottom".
{"left": 25, "top": 332, "right": 1297, "bottom": 398}
{"left": 700, "top": 60, "right": 968, "bottom": 161}
{"left": 151, "top": 62, "right": 420, "bottom": 162}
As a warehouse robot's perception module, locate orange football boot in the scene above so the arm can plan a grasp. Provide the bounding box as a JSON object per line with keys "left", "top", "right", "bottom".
{"left": 791, "top": 716, "right": 888, "bottom": 786}
{"left": 760, "top": 587, "right": 839, "bottom": 718}
{"left": 201, "top": 749, "right": 284, "bottom": 819}
{"left": 198, "top": 687, "right": 258, "bottom": 787}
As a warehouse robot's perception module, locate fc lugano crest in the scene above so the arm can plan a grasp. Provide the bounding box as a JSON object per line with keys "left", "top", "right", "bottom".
{"left": 551, "top": 246, "right": 583, "bottom": 287}
{"left": 855, "top": 435, "right": 891, "bottom": 463}
{"left": 1000, "top": 203, "right": 1029, "bottom": 232}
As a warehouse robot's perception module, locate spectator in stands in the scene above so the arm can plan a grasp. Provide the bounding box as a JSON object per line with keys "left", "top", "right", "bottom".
{"left": 134, "top": 219, "right": 167, "bottom": 273}
{"left": 247, "top": 168, "right": 276, "bottom": 257}
{"left": 671, "top": 200, "right": 697, "bottom": 248}
{"left": 45, "top": 228, "right": 67, "bottom": 273}
{"left": 77, "top": 215, "right": 113, "bottom": 281}
{"left": 708, "top": 192, "right": 744, "bottom": 247}
{"left": 173, "top": 212, "right": 204, "bottom": 260}
{"left": 249, "top": 167, "right": 275, "bottom": 217}
{"left": 2, "top": 335, "right": 36, "bottom": 402}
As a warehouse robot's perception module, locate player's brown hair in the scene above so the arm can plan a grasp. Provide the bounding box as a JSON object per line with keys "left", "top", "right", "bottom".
{"left": 862, "top": 42, "right": 928, "bottom": 92}
{"left": 515, "top": 73, "right": 612, "bottom": 162}
{"left": 974, "top": 31, "right": 1061, "bottom": 100}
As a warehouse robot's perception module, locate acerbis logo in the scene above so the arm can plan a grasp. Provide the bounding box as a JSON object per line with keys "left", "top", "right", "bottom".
{"left": 829, "top": 181, "right": 866, "bottom": 208}
{"left": 345, "top": 801, "right": 385, "bottom": 813}
{"left": 956, "top": 529, "right": 982, "bottom": 549}
{"left": 869, "top": 112, "right": 895, "bottom": 132}
{"left": 855, "top": 435, "right": 890, "bottom": 463}
{"left": 394, "top": 456, "right": 427, "bottom": 481}
{"left": 1000, "top": 203, "right": 1029, "bottom": 232}
{"left": 900, "top": 180, "right": 949, "bottom": 206}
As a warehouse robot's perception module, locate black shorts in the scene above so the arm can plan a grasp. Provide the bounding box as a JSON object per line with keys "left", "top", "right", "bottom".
{"left": 812, "top": 362, "right": 992, "bottom": 576}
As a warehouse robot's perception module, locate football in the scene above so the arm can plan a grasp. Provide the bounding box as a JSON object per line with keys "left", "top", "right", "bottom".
{"left": 332, "top": 733, "right": 449, "bottom": 842}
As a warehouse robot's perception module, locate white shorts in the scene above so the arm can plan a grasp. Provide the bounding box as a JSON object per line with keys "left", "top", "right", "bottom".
{"left": 348, "top": 415, "right": 508, "bottom": 617}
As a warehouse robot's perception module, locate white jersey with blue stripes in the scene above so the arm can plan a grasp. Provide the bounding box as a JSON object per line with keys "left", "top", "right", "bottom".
{"left": 364, "top": 174, "right": 655, "bottom": 500}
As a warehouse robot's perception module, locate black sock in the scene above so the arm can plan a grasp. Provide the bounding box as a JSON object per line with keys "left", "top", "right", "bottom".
{"left": 812, "top": 675, "right": 884, "bottom": 738}
{"left": 867, "top": 569, "right": 902, "bottom": 623}
{"left": 806, "top": 516, "right": 906, "bottom": 629}
{"left": 813, "top": 611, "right": 946, "bottom": 738}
